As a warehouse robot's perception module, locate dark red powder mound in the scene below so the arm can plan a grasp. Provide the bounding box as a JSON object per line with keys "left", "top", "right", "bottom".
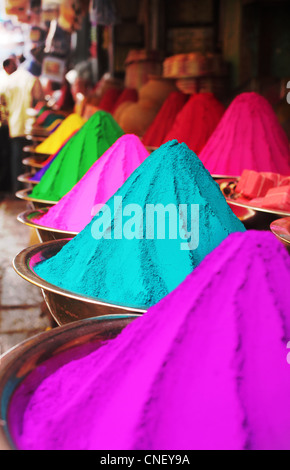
{"left": 163, "top": 92, "right": 225, "bottom": 155}
{"left": 98, "top": 88, "right": 123, "bottom": 113}
{"left": 112, "top": 88, "right": 138, "bottom": 114}
{"left": 142, "top": 91, "right": 189, "bottom": 148}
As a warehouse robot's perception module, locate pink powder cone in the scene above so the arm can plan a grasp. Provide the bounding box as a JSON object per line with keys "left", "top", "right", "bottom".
{"left": 36, "top": 134, "right": 150, "bottom": 232}
{"left": 199, "top": 92, "right": 290, "bottom": 176}
{"left": 16, "top": 230, "right": 290, "bottom": 450}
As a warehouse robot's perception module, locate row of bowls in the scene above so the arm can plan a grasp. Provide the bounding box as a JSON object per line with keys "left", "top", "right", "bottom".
{"left": 0, "top": 138, "right": 289, "bottom": 450}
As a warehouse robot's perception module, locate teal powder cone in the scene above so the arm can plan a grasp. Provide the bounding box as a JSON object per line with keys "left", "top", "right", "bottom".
{"left": 34, "top": 140, "right": 246, "bottom": 308}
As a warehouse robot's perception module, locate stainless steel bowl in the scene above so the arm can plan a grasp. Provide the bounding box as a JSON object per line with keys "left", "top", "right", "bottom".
{"left": 17, "top": 173, "right": 39, "bottom": 186}
{"left": 0, "top": 314, "right": 141, "bottom": 450}
{"left": 15, "top": 189, "right": 57, "bottom": 210}
{"left": 17, "top": 209, "right": 77, "bottom": 243}
{"left": 22, "top": 157, "right": 45, "bottom": 169}
{"left": 13, "top": 239, "right": 147, "bottom": 326}
{"left": 23, "top": 146, "right": 51, "bottom": 160}
{"left": 270, "top": 217, "right": 290, "bottom": 251}
{"left": 218, "top": 178, "right": 290, "bottom": 230}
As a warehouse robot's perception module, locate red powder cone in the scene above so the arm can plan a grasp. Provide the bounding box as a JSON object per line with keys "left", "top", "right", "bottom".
{"left": 98, "top": 88, "right": 123, "bottom": 113}
{"left": 111, "top": 88, "right": 138, "bottom": 114}
{"left": 163, "top": 92, "right": 225, "bottom": 155}
{"left": 142, "top": 91, "right": 189, "bottom": 148}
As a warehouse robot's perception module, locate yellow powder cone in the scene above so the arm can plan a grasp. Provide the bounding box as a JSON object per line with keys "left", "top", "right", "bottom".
{"left": 35, "top": 113, "right": 85, "bottom": 155}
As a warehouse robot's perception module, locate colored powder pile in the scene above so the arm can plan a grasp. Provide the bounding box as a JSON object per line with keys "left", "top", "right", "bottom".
{"left": 30, "top": 111, "right": 124, "bottom": 202}
{"left": 111, "top": 88, "right": 138, "bottom": 114}
{"left": 31, "top": 132, "right": 81, "bottom": 183}
{"left": 199, "top": 92, "right": 290, "bottom": 176}
{"left": 163, "top": 92, "right": 225, "bottom": 155}
{"left": 35, "top": 135, "right": 150, "bottom": 232}
{"left": 15, "top": 230, "right": 290, "bottom": 450}
{"left": 142, "top": 91, "right": 189, "bottom": 148}
{"left": 34, "top": 113, "right": 84, "bottom": 155}
{"left": 98, "top": 88, "right": 123, "bottom": 113}
{"left": 34, "top": 140, "right": 245, "bottom": 308}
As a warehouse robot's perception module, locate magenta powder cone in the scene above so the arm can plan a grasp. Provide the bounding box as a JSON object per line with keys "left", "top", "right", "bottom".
{"left": 199, "top": 92, "right": 290, "bottom": 176}
{"left": 14, "top": 230, "right": 290, "bottom": 450}
{"left": 35, "top": 134, "right": 150, "bottom": 232}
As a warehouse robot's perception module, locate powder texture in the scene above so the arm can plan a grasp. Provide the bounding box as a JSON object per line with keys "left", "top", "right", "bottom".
{"left": 199, "top": 92, "right": 290, "bottom": 176}
{"left": 30, "top": 111, "right": 124, "bottom": 202}
{"left": 163, "top": 92, "right": 224, "bottom": 155}
{"left": 142, "top": 91, "right": 189, "bottom": 148}
{"left": 34, "top": 140, "right": 245, "bottom": 308}
{"left": 35, "top": 113, "right": 84, "bottom": 155}
{"left": 36, "top": 134, "right": 150, "bottom": 232}
{"left": 16, "top": 230, "right": 290, "bottom": 450}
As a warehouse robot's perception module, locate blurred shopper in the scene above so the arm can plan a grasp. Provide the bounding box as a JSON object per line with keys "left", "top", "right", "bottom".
{"left": 0, "top": 57, "right": 17, "bottom": 193}
{"left": 5, "top": 55, "right": 44, "bottom": 193}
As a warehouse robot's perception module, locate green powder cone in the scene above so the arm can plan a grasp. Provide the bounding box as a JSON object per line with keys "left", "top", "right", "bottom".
{"left": 31, "top": 111, "right": 124, "bottom": 202}
{"left": 35, "top": 140, "right": 246, "bottom": 309}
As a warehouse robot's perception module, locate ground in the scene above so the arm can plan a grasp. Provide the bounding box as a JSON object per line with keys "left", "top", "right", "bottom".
{"left": 0, "top": 192, "right": 53, "bottom": 356}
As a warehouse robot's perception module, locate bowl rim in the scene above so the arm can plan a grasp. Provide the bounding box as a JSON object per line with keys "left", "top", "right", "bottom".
{"left": 17, "top": 208, "right": 78, "bottom": 236}
{"left": 270, "top": 216, "right": 290, "bottom": 247}
{"left": 12, "top": 239, "right": 148, "bottom": 313}
{"left": 15, "top": 188, "right": 57, "bottom": 206}
{"left": 17, "top": 173, "right": 39, "bottom": 185}
{"left": 22, "top": 157, "right": 45, "bottom": 169}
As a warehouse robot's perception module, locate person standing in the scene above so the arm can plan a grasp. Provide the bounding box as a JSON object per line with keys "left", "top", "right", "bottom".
{"left": 0, "top": 57, "right": 18, "bottom": 193}
{"left": 5, "top": 55, "right": 45, "bottom": 193}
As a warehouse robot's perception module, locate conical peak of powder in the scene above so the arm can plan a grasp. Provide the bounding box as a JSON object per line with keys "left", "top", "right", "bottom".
{"left": 30, "top": 110, "right": 124, "bottom": 202}
{"left": 37, "top": 134, "right": 150, "bottom": 232}
{"left": 20, "top": 230, "right": 290, "bottom": 450}
{"left": 34, "top": 139, "right": 245, "bottom": 308}
{"left": 199, "top": 92, "right": 290, "bottom": 175}
{"left": 163, "top": 93, "right": 225, "bottom": 154}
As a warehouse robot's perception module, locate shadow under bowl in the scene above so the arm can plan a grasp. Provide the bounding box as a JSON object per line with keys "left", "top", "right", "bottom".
{"left": 0, "top": 314, "right": 141, "bottom": 450}
{"left": 13, "top": 239, "right": 147, "bottom": 326}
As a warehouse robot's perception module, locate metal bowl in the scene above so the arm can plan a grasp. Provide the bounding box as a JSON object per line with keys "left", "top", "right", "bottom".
{"left": 15, "top": 189, "right": 57, "bottom": 210}
{"left": 17, "top": 208, "right": 77, "bottom": 242}
{"left": 270, "top": 217, "right": 290, "bottom": 251}
{"left": 13, "top": 239, "right": 147, "bottom": 326}
{"left": 22, "top": 157, "right": 45, "bottom": 169}
{"left": 0, "top": 314, "right": 141, "bottom": 450}
{"left": 23, "top": 146, "right": 51, "bottom": 160}
{"left": 217, "top": 178, "right": 290, "bottom": 230}
{"left": 17, "top": 173, "right": 39, "bottom": 186}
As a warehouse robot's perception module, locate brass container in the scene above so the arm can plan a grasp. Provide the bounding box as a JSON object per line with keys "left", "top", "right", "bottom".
{"left": 0, "top": 314, "right": 141, "bottom": 450}
{"left": 13, "top": 239, "right": 147, "bottom": 326}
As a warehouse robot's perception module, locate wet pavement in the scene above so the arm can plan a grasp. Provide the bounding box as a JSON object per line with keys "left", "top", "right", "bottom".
{"left": 0, "top": 193, "right": 53, "bottom": 356}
